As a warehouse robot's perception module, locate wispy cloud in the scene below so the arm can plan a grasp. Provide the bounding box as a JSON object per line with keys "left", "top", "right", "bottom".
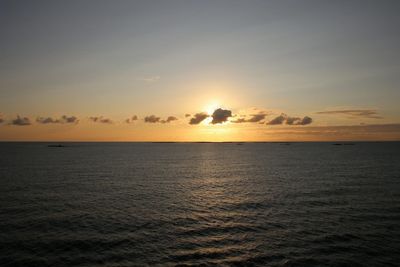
{"left": 231, "top": 112, "right": 268, "bottom": 123}
{"left": 189, "top": 112, "right": 209, "bottom": 125}
{"left": 160, "top": 116, "right": 178, "bottom": 123}
{"left": 9, "top": 115, "right": 31, "bottom": 126}
{"left": 125, "top": 115, "right": 138, "bottom": 123}
{"left": 316, "top": 109, "right": 382, "bottom": 119}
{"left": 137, "top": 76, "right": 160, "bottom": 83}
{"left": 89, "top": 116, "right": 113, "bottom": 124}
{"left": 264, "top": 124, "right": 400, "bottom": 141}
{"left": 231, "top": 118, "right": 247, "bottom": 123}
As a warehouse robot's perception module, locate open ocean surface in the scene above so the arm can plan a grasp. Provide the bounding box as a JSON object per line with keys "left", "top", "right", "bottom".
{"left": 0, "top": 142, "right": 399, "bottom": 267}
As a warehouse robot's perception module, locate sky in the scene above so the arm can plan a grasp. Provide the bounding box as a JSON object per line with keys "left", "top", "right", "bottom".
{"left": 0, "top": 0, "right": 399, "bottom": 141}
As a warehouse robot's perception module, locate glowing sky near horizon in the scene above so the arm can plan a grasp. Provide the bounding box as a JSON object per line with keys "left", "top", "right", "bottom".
{"left": 0, "top": 0, "right": 399, "bottom": 141}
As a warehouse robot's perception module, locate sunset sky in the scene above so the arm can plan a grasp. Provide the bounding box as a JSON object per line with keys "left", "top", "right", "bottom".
{"left": 1, "top": 0, "right": 399, "bottom": 141}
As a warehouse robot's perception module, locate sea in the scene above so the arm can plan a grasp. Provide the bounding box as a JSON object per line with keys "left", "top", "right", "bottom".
{"left": 0, "top": 142, "right": 399, "bottom": 266}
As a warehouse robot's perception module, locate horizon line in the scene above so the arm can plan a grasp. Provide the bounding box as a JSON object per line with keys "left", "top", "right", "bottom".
{"left": 1, "top": 140, "right": 399, "bottom": 143}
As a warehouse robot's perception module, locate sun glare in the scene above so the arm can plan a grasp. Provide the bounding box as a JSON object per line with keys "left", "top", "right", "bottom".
{"left": 202, "top": 101, "right": 220, "bottom": 125}
{"left": 204, "top": 101, "right": 220, "bottom": 115}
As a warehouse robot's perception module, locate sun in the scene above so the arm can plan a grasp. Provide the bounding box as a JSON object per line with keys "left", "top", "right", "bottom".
{"left": 203, "top": 101, "right": 220, "bottom": 115}
{"left": 202, "top": 101, "right": 220, "bottom": 125}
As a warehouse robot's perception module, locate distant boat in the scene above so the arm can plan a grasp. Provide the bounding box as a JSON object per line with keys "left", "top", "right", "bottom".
{"left": 48, "top": 144, "right": 65, "bottom": 148}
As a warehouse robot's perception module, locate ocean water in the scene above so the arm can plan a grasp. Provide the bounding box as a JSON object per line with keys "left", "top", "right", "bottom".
{"left": 0, "top": 142, "right": 399, "bottom": 267}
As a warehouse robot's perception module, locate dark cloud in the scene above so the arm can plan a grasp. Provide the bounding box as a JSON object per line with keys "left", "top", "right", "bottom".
{"left": 10, "top": 115, "right": 31, "bottom": 126}
{"left": 316, "top": 109, "right": 382, "bottom": 119}
{"left": 167, "top": 116, "right": 178, "bottom": 122}
{"left": 37, "top": 117, "right": 58, "bottom": 124}
{"left": 61, "top": 115, "right": 79, "bottom": 123}
{"left": 286, "top": 116, "right": 313, "bottom": 125}
{"left": 247, "top": 113, "right": 267, "bottom": 123}
{"left": 267, "top": 114, "right": 313, "bottom": 126}
{"left": 89, "top": 116, "right": 113, "bottom": 124}
{"left": 36, "top": 115, "right": 78, "bottom": 124}
{"left": 231, "top": 112, "right": 267, "bottom": 123}
{"left": 144, "top": 115, "right": 160, "bottom": 123}
{"left": 266, "top": 114, "right": 287, "bottom": 125}
{"left": 125, "top": 115, "right": 138, "bottom": 123}
{"left": 211, "top": 108, "right": 232, "bottom": 124}
{"left": 299, "top": 116, "right": 312, "bottom": 125}
{"left": 286, "top": 116, "right": 300, "bottom": 125}
{"left": 185, "top": 114, "right": 191, "bottom": 117}
{"left": 161, "top": 116, "right": 178, "bottom": 123}
{"left": 145, "top": 115, "right": 178, "bottom": 124}
{"left": 189, "top": 112, "right": 209, "bottom": 125}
